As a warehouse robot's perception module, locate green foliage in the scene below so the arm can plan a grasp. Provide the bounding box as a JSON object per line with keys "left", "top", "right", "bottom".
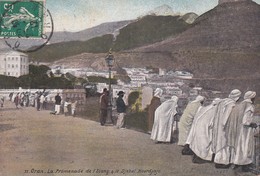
{"left": 29, "top": 65, "right": 50, "bottom": 76}
{"left": 0, "top": 65, "right": 83, "bottom": 89}
{"left": 75, "top": 77, "right": 88, "bottom": 86}
{"left": 46, "top": 77, "right": 74, "bottom": 89}
{"left": 0, "top": 75, "right": 18, "bottom": 89}
{"left": 128, "top": 91, "right": 140, "bottom": 107}
{"left": 29, "top": 34, "right": 114, "bottom": 62}
{"left": 65, "top": 72, "right": 76, "bottom": 81}
{"left": 18, "top": 75, "right": 34, "bottom": 88}
{"left": 128, "top": 91, "right": 142, "bottom": 113}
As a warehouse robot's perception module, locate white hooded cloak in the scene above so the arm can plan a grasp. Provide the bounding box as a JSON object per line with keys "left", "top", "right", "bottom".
{"left": 178, "top": 95, "right": 205, "bottom": 146}
{"left": 151, "top": 96, "right": 178, "bottom": 142}
{"left": 228, "top": 91, "right": 257, "bottom": 165}
{"left": 212, "top": 89, "right": 241, "bottom": 165}
{"left": 186, "top": 98, "right": 221, "bottom": 161}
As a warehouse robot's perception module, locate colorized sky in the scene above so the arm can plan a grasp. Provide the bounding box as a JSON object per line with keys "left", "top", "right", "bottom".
{"left": 46, "top": 0, "right": 260, "bottom": 32}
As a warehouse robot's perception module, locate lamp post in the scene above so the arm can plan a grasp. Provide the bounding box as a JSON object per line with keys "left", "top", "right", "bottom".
{"left": 105, "top": 51, "right": 114, "bottom": 124}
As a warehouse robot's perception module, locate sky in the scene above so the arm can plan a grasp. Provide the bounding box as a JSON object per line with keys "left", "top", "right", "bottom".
{"left": 46, "top": 0, "right": 260, "bottom": 32}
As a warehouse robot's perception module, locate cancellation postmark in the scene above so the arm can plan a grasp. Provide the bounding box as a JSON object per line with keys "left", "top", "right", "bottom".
{"left": 0, "top": 0, "right": 53, "bottom": 52}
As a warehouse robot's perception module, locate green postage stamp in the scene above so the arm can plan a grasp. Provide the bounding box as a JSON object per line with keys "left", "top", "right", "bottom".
{"left": 0, "top": 0, "right": 44, "bottom": 38}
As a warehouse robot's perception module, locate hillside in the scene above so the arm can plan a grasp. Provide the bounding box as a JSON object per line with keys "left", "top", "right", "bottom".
{"left": 29, "top": 35, "right": 114, "bottom": 62}
{"left": 127, "top": 0, "right": 260, "bottom": 78}
{"left": 29, "top": 0, "right": 260, "bottom": 94}
{"left": 113, "top": 15, "right": 190, "bottom": 51}
{"left": 49, "top": 20, "right": 132, "bottom": 44}
{"left": 29, "top": 15, "right": 192, "bottom": 61}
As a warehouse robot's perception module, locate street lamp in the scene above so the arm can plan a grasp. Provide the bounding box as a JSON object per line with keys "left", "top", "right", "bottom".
{"left": 105, "top": 50, "right": 114, "bottom": 124}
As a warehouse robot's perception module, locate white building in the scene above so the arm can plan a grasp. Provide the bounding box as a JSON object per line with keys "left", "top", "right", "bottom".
{"left": 0, "top": 51, "right": 29, "bottom": 77}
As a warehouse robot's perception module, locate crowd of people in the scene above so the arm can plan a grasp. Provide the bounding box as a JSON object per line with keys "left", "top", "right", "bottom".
{"left": 6, "top": 91, "right": 77, "bottom": 117}
{"left": 99, "top": 87, "right": 258, "bottom": 173}
{"left": 8, "top": 91, "right": 47, "bottom": 109}
{"left": 2, "top": 87, "right": 258, "bottom": 173}
{"left": 149, "top": 88, "right": 259, "bottom": 172}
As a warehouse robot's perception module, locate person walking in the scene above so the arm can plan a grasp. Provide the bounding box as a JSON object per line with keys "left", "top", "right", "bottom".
{"left": 54, "top": 93, "right": 62, "bottom": 115}
{"left": 40, "top": 93, "right": 45, "bottom": 110}
{"left": 100, "top": 88, "right": 109, "bottom": 126}
{"left": 147, "top": 88, "right": 163, "bottom": 133}
{"left": 14, "top": 93, "right": 20, "bottom": 109}
{"left": 116, "top": 91, "right": 126, "bottom": 129}
{"left": 71, "top": 100, "right": 78, "bottom": 117}
{"left": 186, "top": 98, "right": 221, "bottom": 163}
{"left": 151, "top": 95, "right": 179, "bottom": 144}
{"left": 178, "top": 95, "right": 205, "bottom": 154}
{"left": 64, "top": 98, "right": 71, "bottom": 116}
{"left": 212, "top": 89, "right": 241, "bottom": 168}
{"left": 226, "top": 91, "right": 257, "bottom": 172}
{"left": 36, "top": 93, "right": 41, "bottom": 111}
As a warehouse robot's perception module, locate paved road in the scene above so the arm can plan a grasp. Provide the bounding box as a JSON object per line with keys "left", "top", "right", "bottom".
{"left": 0, "top": 101, "right": 255, "bottom": 176}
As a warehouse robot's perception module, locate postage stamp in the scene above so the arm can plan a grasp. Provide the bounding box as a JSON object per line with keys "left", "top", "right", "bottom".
{"left": 0, "top": 0, "right": 53, "bottom": 52}
{"left": 0, "top": 0, "right": 43, "bottom": 38}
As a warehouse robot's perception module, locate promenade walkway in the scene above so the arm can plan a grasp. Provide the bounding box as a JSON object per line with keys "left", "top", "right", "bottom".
{"left": 0, "top": 101, "right": 255, "bottom": 176}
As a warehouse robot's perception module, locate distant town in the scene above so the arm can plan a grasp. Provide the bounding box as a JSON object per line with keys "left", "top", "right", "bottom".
{"left": 0, "top": 50, "right": 225, "bottom": 111}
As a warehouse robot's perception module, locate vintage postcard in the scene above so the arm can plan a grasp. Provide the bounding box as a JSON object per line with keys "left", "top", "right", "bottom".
{"left": 0, "top": 0, "right": 259, "bottom": 176}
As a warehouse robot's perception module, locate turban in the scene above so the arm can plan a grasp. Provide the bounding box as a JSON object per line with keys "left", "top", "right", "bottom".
{"left": 228, "top": 89, "right": 241, "bottom": 101}
{"left": 154, "top": 88, "right": 163, "bottom": 98}
{"left": 193, "top": 95, "right": 205, "bottom": 103}
{"left": 212, "top": 98, "right": 221, "bottom": 105}
{"left": 244, "top": 91, "right": 256, "bottom": 100}
{"left": 171, "top": 95, "right": 179, "bottom": 102}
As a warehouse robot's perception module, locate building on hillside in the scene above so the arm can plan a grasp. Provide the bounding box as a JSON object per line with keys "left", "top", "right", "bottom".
{"left": 159, "top": 68, "right": 166, "bottom": 76}
{"left": 0, "top": 51, "right": 29, "bottom": 77}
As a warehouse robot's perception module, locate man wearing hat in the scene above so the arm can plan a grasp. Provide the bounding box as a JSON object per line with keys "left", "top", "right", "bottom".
{"left": 227, "top": 91, "right": 257, "bottom": 172}
{"left": 116, "top": 91, "right": 127, "bottom": 129}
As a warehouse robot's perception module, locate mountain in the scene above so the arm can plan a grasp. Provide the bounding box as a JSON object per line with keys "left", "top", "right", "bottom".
{"left": 29, "top": 15, "right": 192, "bottom": 61}
{"left": 49, "top": 20, "right": 132, "bottom": 44}
{"left": 29, "top": 34, "right": 114, "bottom": 62}
{"left": 105, "top": 0, "right": 259, "bottom": 92}
{"left": 146, "top": 5, "right": 179, "bottom": 16}
{"left": 28, "top": 0, "right": 260, "bottom": 93}
{"left": 127, "top": 0, "right": 260, "bottom": 78}
{"left": 0, "top": 21, "right": 132, "bottom": 51}
{"left": 113, "top": 15, "right": 190, "bottom": 51}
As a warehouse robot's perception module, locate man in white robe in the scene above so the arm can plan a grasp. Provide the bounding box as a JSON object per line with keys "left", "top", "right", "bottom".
{"left": 212, "top": 89, "right": 241, "bottom": 167}
{"left": 227, "top": 91, "right": 257, "bottom": 172}
{"left": 151, "top": 96, "right": 178, "bottom": 143}
{"left": 186, "top": 98, "right": 221, "bottom": 162}
{"left": 178, "top": 95, "right": 205, "bottom": 147}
